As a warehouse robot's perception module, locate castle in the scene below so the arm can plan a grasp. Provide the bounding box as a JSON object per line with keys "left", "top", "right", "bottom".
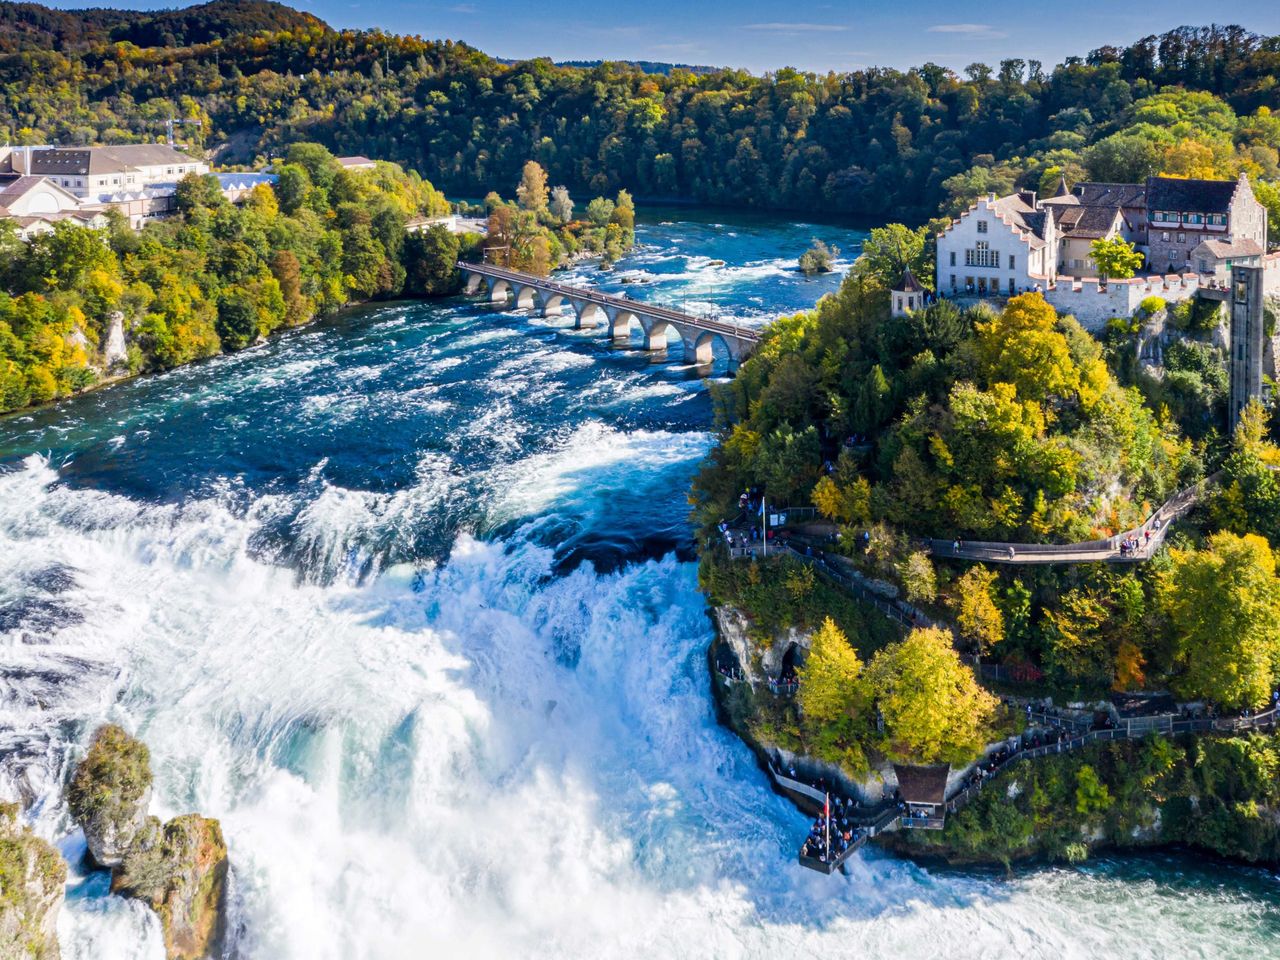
{"left": 932, "top": 173, "right": 1277, "bottom": 328}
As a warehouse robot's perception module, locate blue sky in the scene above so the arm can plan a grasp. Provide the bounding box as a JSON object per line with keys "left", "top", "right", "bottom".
{"left": 50, "top": 0, "right": 1280, "bottom": 73}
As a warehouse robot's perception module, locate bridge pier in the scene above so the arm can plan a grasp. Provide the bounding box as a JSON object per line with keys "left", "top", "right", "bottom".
{"left": 487, "top": 278, "right": 511, "bottom": 303}
{"left": 642, "top": 319, "right": 672, "bottom": 351}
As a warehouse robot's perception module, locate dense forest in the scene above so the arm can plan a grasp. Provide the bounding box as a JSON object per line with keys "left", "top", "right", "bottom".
{"left": 0, "top": 142, "right": 457, "bottom": 410}
{"left": 1, "top": 2, "right": 1279, "bottom": 226}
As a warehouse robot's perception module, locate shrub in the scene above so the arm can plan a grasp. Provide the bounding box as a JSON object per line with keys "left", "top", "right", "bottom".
{"left": 1139, "top": 295, "right": 1166, "bottom": 316}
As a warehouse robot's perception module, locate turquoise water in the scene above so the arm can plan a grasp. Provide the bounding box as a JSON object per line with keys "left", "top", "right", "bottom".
{"left": 1, "top": 208, "right": 1277, "bottom": 959}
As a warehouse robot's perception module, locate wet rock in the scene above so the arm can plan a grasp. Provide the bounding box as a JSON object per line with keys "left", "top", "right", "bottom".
{"left": 0, "top": 802, "right": 66, "bottom": 960}
{"left": 112, "top": 814, "right": 228, "bottom": 960}
{"left": 66, "top": 724, "right": 153, "bottom": 868}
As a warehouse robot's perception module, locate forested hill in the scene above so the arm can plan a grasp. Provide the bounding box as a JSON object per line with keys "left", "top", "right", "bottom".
{"left": 1, "top": 3, "right": 1279, "bottom": 224}
{"left": 0, "top": 0, "right": 325, "bottom": 50}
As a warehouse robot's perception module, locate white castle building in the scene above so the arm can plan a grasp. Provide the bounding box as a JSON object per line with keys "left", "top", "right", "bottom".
{"left": 935, "top": 174, "right": 1277, "bottom": 328}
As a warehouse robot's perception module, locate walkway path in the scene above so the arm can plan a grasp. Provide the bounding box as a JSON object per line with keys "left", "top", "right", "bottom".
{"left": 925, "top": 481, "right": 1203, "bottom": 565}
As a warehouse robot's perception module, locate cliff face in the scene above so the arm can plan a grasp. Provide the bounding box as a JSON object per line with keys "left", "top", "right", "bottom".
{"left": 67, "top": 725, "right": 229, "bottom": 960}
{"left": 0, "top": 803, "right": 67, "bottom": 960}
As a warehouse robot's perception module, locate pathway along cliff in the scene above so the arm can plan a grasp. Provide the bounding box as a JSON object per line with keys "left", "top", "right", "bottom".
{"left": 2, "top": 208, "right": 1277, "bottom": 959}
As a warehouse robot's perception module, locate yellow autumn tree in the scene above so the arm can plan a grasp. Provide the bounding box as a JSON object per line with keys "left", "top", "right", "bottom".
{"left": 975, "top": 292, "right": 1079, "bottom": 403}
{"left": 954, "top": 565, "right": 1004, "bottom": 656}
{"left": 811, "top": 474, "right": 871, "bottom": 524}
{"left": 797, "top": 617, "right": 869, "bottom": 773}
{"left": 867, "top": 627, "right": 997, "bottom": 766}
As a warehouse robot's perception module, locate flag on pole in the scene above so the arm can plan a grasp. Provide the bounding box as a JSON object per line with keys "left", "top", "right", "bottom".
{"left": 824, "top": 792, "right": 830, "bottom": 860}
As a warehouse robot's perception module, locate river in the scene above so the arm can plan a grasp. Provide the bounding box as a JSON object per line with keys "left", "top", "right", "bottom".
{"left": 1, "top": 208, "right": 1277, "bottom": 959}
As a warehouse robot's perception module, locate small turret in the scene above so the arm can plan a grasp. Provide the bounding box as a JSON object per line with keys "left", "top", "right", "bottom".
{"left": 891, "top": 265, "right": 925, "bottom": 317}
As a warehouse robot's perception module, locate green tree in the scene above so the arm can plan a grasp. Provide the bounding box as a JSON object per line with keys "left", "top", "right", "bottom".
{"left": 797, "top": 617, "right": 870, "bottom": 773}
{"left": 857, "top": 223, "right": 931, "bottom": 289}
{"left": 585, "top": 197, "right": 615, "bottom": 227}
{"left": 798, "top": 617, "right": 866, "bottom": 727}
{"left": 975, "top": 292, "right": 1080, "bottom": 402}
{"left": 898, "top": 551, "right": 937, "bottom": 605}
{"left": 1090, "top": 236, "right": 1145, "bottom": 281}
{"left": 1162, "top": 532, "right": 1280, "bottom": 709}
{"left": 404, "top": 225, "right": 461, "bottom": 296}
{"left": 799, "top": 239, "right": 839, "bottom": 275}
{"left": 867, "top": 626, "right": 997, "bottom": 765}
{"left": 1074, "top": 763, "right": 1114, "bottom": 816}
{"left": 215, "top": 289, "right": 258, "bottom": 351}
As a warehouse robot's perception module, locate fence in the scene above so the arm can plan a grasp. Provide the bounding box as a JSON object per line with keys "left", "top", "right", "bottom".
{"left": 946, "top": 705, "right": 1278, "bottom": 815}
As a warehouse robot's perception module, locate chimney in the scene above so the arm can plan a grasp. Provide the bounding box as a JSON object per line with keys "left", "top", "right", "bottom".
{"left": 1018, "top": 190, "right": 1037, "bottom": 208}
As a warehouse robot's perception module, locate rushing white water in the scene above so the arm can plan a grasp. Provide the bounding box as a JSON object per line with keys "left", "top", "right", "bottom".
{"left": 2, "top": 209, "right": 1278, "bottom": 959}
{"left": 3, "top": 452, "right": 1278, "bottom": 959}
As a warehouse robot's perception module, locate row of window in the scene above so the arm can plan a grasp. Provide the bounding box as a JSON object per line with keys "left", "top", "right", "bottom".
{"left": 951, "top": 247, "right": 1015, "bottom": 270}
{"left": 1150, "top": 211, "right": 1228, "bottom": 226}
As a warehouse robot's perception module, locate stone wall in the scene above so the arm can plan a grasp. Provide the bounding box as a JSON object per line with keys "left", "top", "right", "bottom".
{"left": 1043, "top": 273, "right": 1204, "bottom": 330}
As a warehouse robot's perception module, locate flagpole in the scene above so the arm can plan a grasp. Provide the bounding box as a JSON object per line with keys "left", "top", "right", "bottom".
{"left": 824, "top": 791, "right": 830, "bottom": 861}
{"left": 761, "top": 494, "right": 767, "bottom": 557}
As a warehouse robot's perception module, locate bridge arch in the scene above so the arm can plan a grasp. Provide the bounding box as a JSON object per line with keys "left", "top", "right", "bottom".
{"left": 690, "top": 330, "right": 731, "bottom": 366}
{"left": 464, "top": 272, "right": 485, "bottom": 295}
{"left": 569, "top": 300, "right": 608, "bottom": 329}
{"left": 515, "top": 285, "right": 539, "bottom": 310}
{"left": 607, "top": 309, "right": 641, "bottom": 340}
{"left": 540, "top": 292, "right": 567, "bottom": 317}
{"left": 487, "top": 278, "right": 513, "bottom": 304}
{"left": 639, "top": 317, "right": 677, "bottom": 352}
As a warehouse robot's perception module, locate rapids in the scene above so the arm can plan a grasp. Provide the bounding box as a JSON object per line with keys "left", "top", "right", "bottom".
{"left": 1, "top": 208, "right": 1277, "bottom": 959}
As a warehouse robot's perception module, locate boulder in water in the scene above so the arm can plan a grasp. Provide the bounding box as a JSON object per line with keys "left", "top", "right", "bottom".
{"left": 112, "top": 814, "right": 229, "bottom": 960}
{"left": 0, "top": 802, "right": 66, "bottom": 960}
{"left": 67, "top": 724, "right": 153, "bottom": 868}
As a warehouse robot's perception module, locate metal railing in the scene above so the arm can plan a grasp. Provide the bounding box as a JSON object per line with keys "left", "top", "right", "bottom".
{"left": 946, "top": 705, "right": 1278, "bottom": 816}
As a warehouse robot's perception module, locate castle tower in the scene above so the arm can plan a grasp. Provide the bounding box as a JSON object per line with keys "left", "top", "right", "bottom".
{"left": 891, "top": 265, "right": 925, "bottom": 317}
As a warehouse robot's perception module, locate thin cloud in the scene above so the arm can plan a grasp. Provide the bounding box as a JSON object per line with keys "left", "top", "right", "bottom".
{"left": 448, "top": 3, "right": 477, "bottom": 11}
{"left": 927, "top": 23, "right": 1008, "bottom": 39}
{"left": 742, "top": 22, "right": 849, "bottom": 33}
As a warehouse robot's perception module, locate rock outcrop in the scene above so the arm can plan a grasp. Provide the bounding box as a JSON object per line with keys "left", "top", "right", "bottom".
{"left": 66, "top": 724, "right": 153, "bottom": 868}
{"left": 112, "top": 815, "right": 228, "bottom": 960}
{"left": 0, "top": 803, "right": 67, "bottom": 960}
{"left": 66, "top": 725, "right": 229, "bottom": 960}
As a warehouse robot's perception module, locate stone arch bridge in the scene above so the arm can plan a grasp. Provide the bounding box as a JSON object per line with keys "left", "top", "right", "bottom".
{"left": 459, "top": 262, "right": 760, "bottom": 367}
